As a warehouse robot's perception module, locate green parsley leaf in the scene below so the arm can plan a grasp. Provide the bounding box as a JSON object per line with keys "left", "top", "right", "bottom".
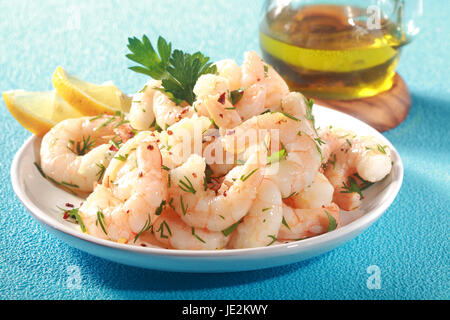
{"left": 126, "top": 35, "right": 217, "bottom": 105}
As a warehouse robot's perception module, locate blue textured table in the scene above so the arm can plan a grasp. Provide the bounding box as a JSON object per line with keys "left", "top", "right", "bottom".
{"left": 0, "top": 0, "right": 448, "bottom": 300}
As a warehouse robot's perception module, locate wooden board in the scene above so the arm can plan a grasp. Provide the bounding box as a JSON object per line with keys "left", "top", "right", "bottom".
{"left": 311, "top": 74, "right": 411, "bottom": 132}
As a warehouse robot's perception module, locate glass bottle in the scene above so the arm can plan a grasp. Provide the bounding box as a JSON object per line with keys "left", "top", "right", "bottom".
{"left": 259, "top": 0, "right": 423, "bottom": 100}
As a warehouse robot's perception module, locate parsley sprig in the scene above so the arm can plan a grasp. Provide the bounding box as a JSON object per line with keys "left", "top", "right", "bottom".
{"left": 126, "top": 35, "right": 217, "bottom": 105}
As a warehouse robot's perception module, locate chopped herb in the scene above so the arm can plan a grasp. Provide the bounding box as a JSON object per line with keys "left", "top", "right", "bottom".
{"left": 89, "top": 114, "right": 104, "bottom": 121}
{"left": 161, "top": 164, "right": 171, "bottom": 171}
{"left": 114, "top": 119, "right": 130, "bottom": 128}
{"left": 262, "top": 208, "right": 271, "bottom": 212}
{"left": 191, "top": 227, "right": 206, "bottom": 243}
{"left": 96, "top": 209, "right": 108, "bottom": 235}
{"left": 114, "top": 153, "right": 129, "bottom": 161}
{"left": 67, "top": 136, "right": 96, "bottom": 156}
{"left": 138, "top": 85, "right": 148, "bottom": 93}
{"left": 346, "top": 138, "right": 352, "bottom": 147}
{"left": 267, "top": 148, "right": 286, "bottom": 165}
{"left": 60, "top": 181, "right": 79, "bottom": 189}
{"left": 221, "top": 219, "right": 242, "bottom": 237}
{"left": 341, "top": 176, "right": 363, "bottom": 198}
{"left": 377, "top": 144, "right": 388, "bottom": 154}
{"left": 180, "top": 195, "right": 188, "bottom": 216}
{"left": 219, "top": 215, "right": 225, "bottom": 220}
{"left": 305, "top": 98, "right": 318, "bottom": 135}
{"left": 110, "top": 138, "right": 122, "bottom": 150}
{"left": 95, "top": 163, "right": 106, "bottom": 182}
{"left": 210, "top": 118, "right": 219, "bottom": 129}
{"left": 278, "top": 111, "right": 301, "bottom": 122}
{"left": 326, "top": 211, "right": 337, "bottom": 232}
{"left": 267, "top": 235, "right": 277, "bottom": 246}
{"left": 157, "top": 220, "right": 172, "bottom": 239}
{"left": 94, "top": 117, "right": 115, "bottom": 131}
{"left": 282, "top": 216, "right": 291, "bottom": 230}
{"left": 134, "top": 214, "right": 152, "bottom": 243}
{"left": 168, "top": 197, "right": 175, "bottom": 210}
{"left": 354, "top": 173, "right": 374, "bottom": 191}
{"left": 204, "top": 165, "right": 213, "bottom": 191}
{"left": 315, "top": 137, "right": 326, "bottom": 146}
{"left": 154, "top": 122, "right": 163, "bottom": 133}
{"left": 240, "top": 168, "right": 259, "bottom": 182}
{"left": 283, "top": 192, "right": 298, "bottom": 200}
{"left": 328, "top": 154, "right": 337, "bottom": 169}
{"left": 229, "top": 88, "right": 245, "bottom": 105}
{"left": 264, "top": 65, "right": 269, "bottom": 78}
{"left": 178, "top": 176, "right": 196, "bottom": 194}
{"left": 57, "top": 207, "right": 86, "bottom": 233}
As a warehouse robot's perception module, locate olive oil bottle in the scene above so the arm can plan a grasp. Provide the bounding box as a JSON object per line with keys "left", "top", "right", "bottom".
{"left": 259, "top": 4, "right": 408, "bottom": 100}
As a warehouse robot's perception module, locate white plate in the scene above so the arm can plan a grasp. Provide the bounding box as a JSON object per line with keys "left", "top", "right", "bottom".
{"left": 10, "top": 105, "right": 403, "bottom": 272}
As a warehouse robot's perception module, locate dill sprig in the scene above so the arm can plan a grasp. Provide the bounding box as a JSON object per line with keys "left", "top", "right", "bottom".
{"left": 57, "top": 206, "right": 86, "bottom": 233}
{"left": 191, "top": 227, "right": 206, "bottom": 244}
{"left": 34, "top": 162, "right": 79, "bottom": 195}
{"left": 341, "top": 176, "right": 363, "bottom": 198}
{"left": 178, "top": 176, "right": 196, "bottom": 194}
{"left": 95, "top": 163, "right": 106, "bottom": 182}
{"left": 180, "top": 195, "right": 188, "bottom": 216}
{"left": 96, "top": 209, "right": 108, "bottom": 235}
{"left": 221, "top": 219, "right": 242, "bottom": 237}
{"left": 67, "top": 136, "right": 96, "bottom": 156}
{"left": 134, "top": 214, "right": 153, "bottom": 243}
{"left": 240, "top": 168, "right": 259, "bottom": 182}
{"left": 156, "top": 220, "right": 172, "bottom": 239}
{"left": 267, "top": 235, "right": 277, "bottom": 246}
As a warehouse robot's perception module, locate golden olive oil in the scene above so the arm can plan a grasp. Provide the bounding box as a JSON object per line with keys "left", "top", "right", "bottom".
{"left": 260, "top": 5, "right": 406, "bottom": 100}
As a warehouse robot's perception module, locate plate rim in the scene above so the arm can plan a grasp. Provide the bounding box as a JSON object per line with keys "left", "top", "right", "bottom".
{"left": 10, "top": 105, "right": 404, "bottom": 259}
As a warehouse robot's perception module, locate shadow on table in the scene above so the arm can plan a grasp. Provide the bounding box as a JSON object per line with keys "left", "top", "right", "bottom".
{"left": 72, "top": 250, "right": 324, "bottom": 292}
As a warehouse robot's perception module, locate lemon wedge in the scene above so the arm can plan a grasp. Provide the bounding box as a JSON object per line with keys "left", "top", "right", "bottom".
{"left": 2, "top": 90, "right": 83, "bottom": 136}
{"left": 52, "top": 66, "right": 131, "bottom": 115}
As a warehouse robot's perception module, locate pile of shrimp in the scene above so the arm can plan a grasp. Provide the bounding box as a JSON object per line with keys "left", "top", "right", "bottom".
{"left": 39, "top": 51, "right": 392, "bottom": 250}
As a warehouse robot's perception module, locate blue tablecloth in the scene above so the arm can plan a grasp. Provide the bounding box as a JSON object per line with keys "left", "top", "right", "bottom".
{"left": 0, "top": 0, "right": 448, "bottom": 300}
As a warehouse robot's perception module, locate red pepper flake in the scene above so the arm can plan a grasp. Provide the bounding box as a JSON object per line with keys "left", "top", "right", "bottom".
{"left": 257, "top": 78, "right": 261, "bottom": 82}
{"left": 141, "top": 244, "right": 147, "bottom": 247}
{"left": 223, "top": 190, "right": 227, "bottom": 197}
{"left": 65, "top": 203, "right": 74, "bottom": 208}
{"left": 218, "top": 92, "right": 226, "bottom": 104}
{"left": 63, "top": 211, "right": 70, "bottom": 219}
{"left": 167, "top": 130, "right": 173, "bottom": 135}
{"left": 126, "top": 210, "right": 130, "bottom": 214}
{"left": 147, "top": 144, "right": 154, "bottom": 150}
{"left": 226, "top": 130, "right": 235, "bottom": 136}
{"left": 138, "top": 172, "right": 143, "bottom": 178}
{"left": 192, "top": 173, "right": 197, "bottom": 178}
{"left": 181, "top": 107, "right": 189, "bottom": 115}
{"left": 219, "top": 114, "right": 224, "bottom": 118}
{"left": 110, "top": 145, "right": 118, "bottom": 151}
